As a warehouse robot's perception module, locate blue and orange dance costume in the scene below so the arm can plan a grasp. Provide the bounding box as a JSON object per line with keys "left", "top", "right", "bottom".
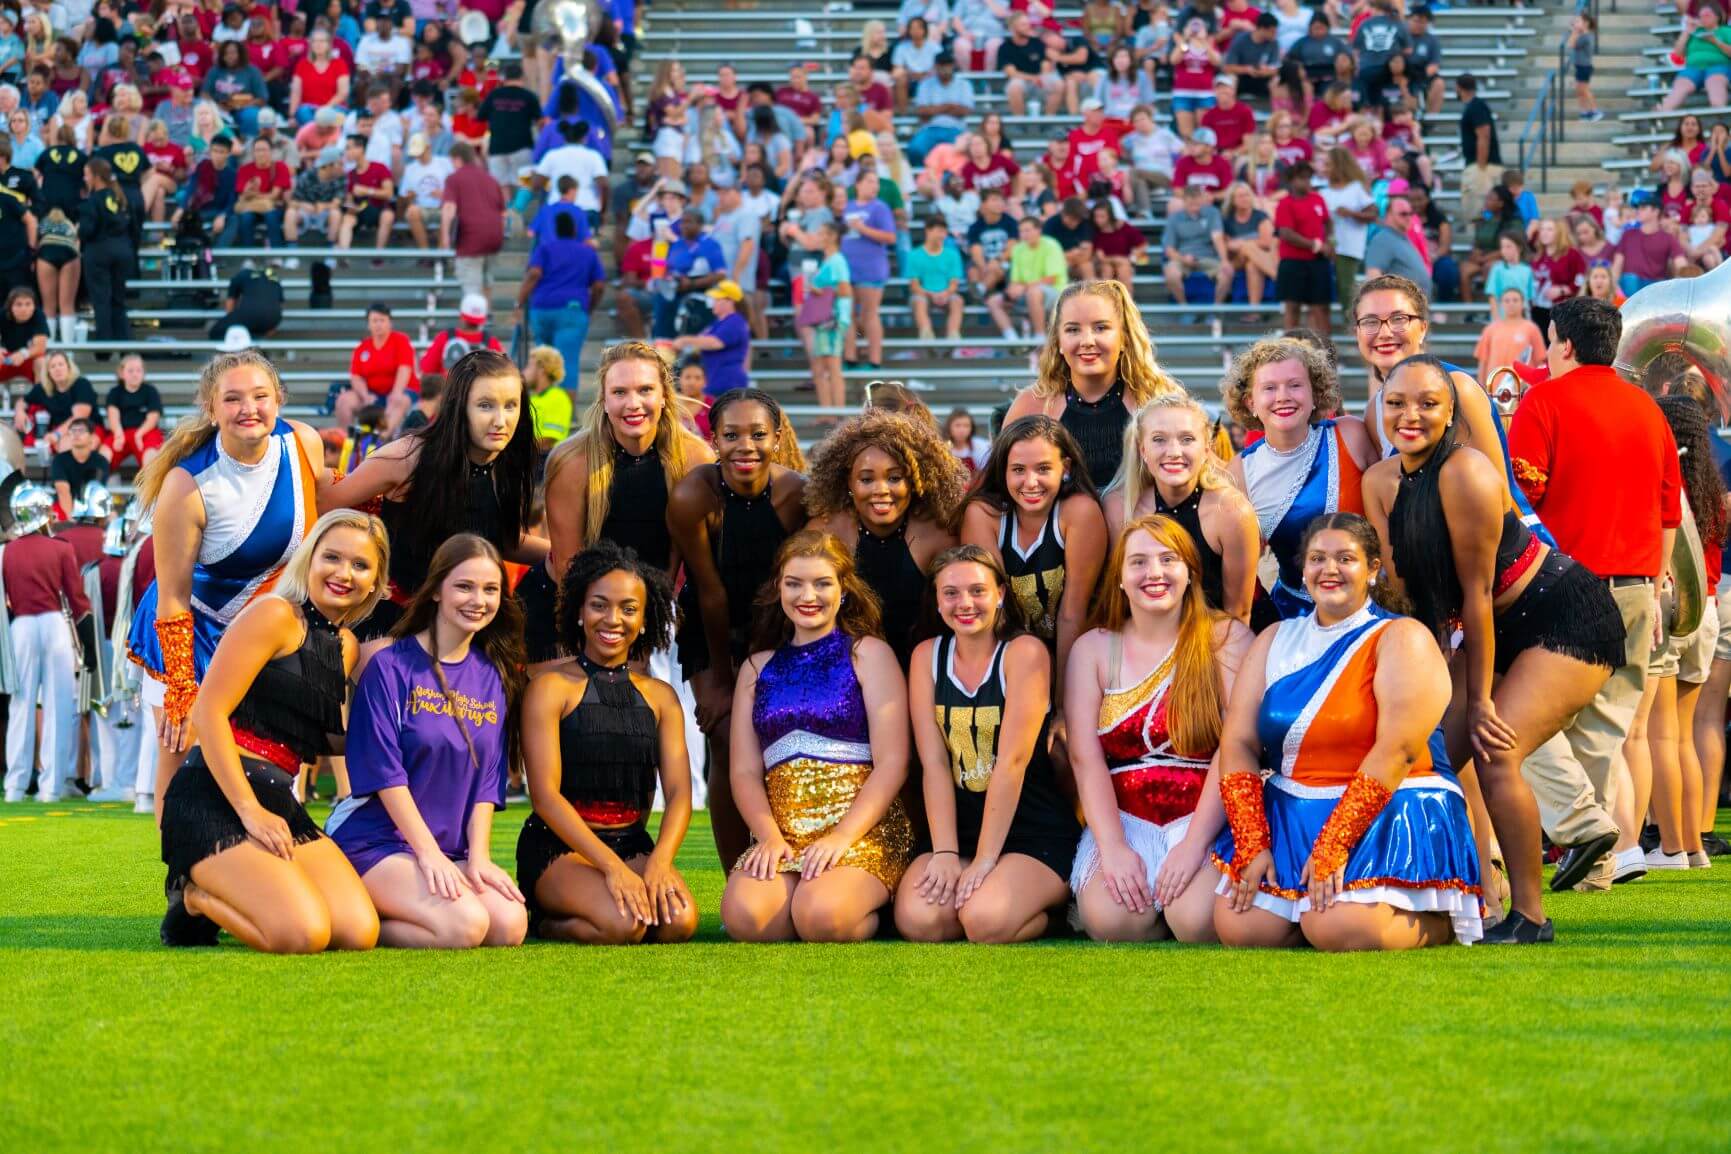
{"left": 745, "top": 629, "right": 913, "bottom": 889}
{"left": 1239, "top": 419, "right": 1365, "bottom": 619}
{"left": 128, "top": 418, "right": 318, "bottom": 710}
{"left": 1212, "top": 602, "right": 1485, "bottom": 943}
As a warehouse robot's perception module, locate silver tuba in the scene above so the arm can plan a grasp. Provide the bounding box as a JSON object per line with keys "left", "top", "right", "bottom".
{"left": 1615, "top": 261, "right": 1731, "bottom": 636}
{"left": 533, "top": 0, "right": 619, "bottom": 144}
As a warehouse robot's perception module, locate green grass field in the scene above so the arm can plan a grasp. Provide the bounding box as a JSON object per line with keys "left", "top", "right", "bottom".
{"left": 2, "top": 801, "right": 1727, "bottom": 1153}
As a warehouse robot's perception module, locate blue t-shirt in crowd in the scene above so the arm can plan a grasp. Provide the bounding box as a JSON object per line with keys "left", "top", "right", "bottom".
{"left": 840, "top": 198, "right": 896, "bottom": 284}
{"left": 529, "top": 237, "right": 607, "bottom": 310}
{"left": 701, "top": 311, "right": 752, "bottom": 396}
{"left": 327, "top": 638, "right": 507, "bottom": 873}
{"left": 530, "top": 200, "right": 593, "bottom": 241}
{"left": 667, "top": 234, "right": 728, "bottom": 281}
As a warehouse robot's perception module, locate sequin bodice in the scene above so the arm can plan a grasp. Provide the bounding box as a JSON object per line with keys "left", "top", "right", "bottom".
{"left": 1097, "top": 644, "right": 1213, "bottom": 826}
{"left": 752, "top": 629, "right": 871, "bottom": 769}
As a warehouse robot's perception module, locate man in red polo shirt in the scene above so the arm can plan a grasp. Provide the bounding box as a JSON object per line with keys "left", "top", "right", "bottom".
{"left": 1509, "top": 296, "right": 1683, "bottom": 897}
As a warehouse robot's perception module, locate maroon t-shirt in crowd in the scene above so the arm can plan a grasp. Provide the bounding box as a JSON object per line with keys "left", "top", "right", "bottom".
{"left": 775, "top": 85, "right": 822, "bottom": 120}
{"left": 1615, "top": 227, "right": 1684, "bottom": 281}
{"left": 961, "top": 154, "right": 1020, "bottom": 194}
{"left": 444, "top": 165, "right": 505, "bottom": 258}
{"left": 1201, "top": 101, "right": 1257, "bottom": 153}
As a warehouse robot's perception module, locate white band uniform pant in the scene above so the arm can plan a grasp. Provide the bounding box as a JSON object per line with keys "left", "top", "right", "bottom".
{"left": 4, "top": 612, "right": 78, "bottom": 799}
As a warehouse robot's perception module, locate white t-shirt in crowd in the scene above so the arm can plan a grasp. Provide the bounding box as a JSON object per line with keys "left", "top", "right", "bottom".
{"left": 400, "top": 156, "right": 455, "bottom": 209}
{"left": 1321, "top": 180, "right": 1375, "bottom": 260}
{"left": 534, "top": 144, "right": 608, "bottom": 212}
{"left": 356, "top": 32, "right": 413, "bottom": 75}
{"left": 345, "top": 108, "right": 407, "bottom": 168}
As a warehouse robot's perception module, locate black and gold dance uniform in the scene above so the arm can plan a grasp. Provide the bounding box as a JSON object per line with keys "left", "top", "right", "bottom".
{"left": 998, "top": 506, "right": 1066, "bottom": 645}
{"left": 930, "top": 635, "right": 1079, "bottom": 879}
{"left": 159, "top": 604, "right": 345, "bottom": 891}
{"left": 676, "top": 472, "right": 791, "bottom": 677}
{"left": 1059, "top": 380, "right": 1128, "bottom": 489}
{"left": 516, "top": 654, "right": 660, "bottom": 925}
{"left": 854, "top": 518, "right": 927, "bottom": 666}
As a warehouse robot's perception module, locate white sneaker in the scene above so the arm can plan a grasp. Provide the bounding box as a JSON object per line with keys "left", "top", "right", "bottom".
{"left": 37, "top": 792, "right": 66, "bottom": 804}
{"left": 88, "top": 786, "right": 135, "bottom": 803}
{"left": 1644, "top": 848, "right": 1690, "bottom": 871}
{"left": 1688, "top": 851, "right": 1711, "bottom": 870}
{"left": 133, "top": 793, "right": 155, "bottom": 815}
{"left": 4, "top": 790, "right": 23, "bottom": 803}
{"left": 1611, "top": 846, "right": 1648, "bottom": 884}
{"left": 283, "top": 257, "right": 301, "bottom": 270}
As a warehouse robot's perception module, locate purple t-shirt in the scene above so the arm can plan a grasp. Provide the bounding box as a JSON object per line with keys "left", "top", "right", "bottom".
{"left": 327, "top": 637, "right": 508, "bottom": 874}
{"left": 840, "top": 198, "right": 895, "bottom": 284}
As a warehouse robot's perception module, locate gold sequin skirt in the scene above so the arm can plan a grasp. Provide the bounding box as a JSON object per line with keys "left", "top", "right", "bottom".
{"left": 737, "top": 757, "right": 913, "bottom": 891}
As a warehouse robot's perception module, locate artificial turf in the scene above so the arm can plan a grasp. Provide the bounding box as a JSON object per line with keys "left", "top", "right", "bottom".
{"left": 2, "top": 801, "right": 1726, "bottom": 1154}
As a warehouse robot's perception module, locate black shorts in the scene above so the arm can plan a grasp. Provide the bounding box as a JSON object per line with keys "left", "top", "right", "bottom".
{"left": 516, "top": 813, "right": 655, "bottom": 927}
{"left": 160, "top": 753, "right": 324, "bottom": 892}
{"left": 1277, "top": 258, "right": 1333, "bottom": 305}
{"left": 350, "top": 203, "right": 385, "bottom": 230}
{"left": 35, "top": 247, "right": 79, "bottom": 269}
{"left": 1575, "top": 64, "right": 1594, "bottom": 84}
{"left": 1494, "top": 549, "right": 1626, "bottom": 675}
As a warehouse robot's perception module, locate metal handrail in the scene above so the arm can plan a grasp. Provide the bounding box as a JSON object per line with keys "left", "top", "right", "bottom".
{"left": 1516, "top": 0, "right": 1600, "bottom": 192}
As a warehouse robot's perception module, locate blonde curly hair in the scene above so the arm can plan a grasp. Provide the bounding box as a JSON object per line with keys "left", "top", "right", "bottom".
{"left": 803, "top": 409, "right": 968, "bottom": 526}
{"left": 1032, "top": 280, "right": 1181, "bottom": 406}
{"left": 1219, "top": 337, "right": 1341, "bottom": 431}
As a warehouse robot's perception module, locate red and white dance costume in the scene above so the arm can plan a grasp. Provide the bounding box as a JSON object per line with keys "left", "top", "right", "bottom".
{"left": 1212, "top": 603, "right": 1484, "bottom": 942}
{"left": 1, "top": 531, "right": 89, "bottom": 802}
{"left": 1070, "top": 641, "right": 1214, "bottom": 897}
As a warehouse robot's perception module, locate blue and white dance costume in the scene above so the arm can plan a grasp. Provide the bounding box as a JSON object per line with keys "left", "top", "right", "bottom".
{"left": 127, "top": 419, "right": 318, "bottom": 703}
{"left": 1371, "top": 369, "right": 1555, "bottom": 547}
{"left": 1240, "top": 419, "right": 1367, "bottom": 620}
{"left": 1212, "top": 602, "right": 1484, "bottom": 943}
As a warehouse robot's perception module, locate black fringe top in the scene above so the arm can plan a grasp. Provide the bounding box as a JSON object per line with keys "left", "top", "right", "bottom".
{"left": 227, "top": 602, "right": 346, "bottom": 762}
{"left": 556, "top": 654, "right": 659, "bottom": 825}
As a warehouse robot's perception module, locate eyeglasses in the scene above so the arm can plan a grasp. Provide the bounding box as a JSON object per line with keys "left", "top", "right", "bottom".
{"left": 1354, "top": 312, "right": 1421, "bottom": 335}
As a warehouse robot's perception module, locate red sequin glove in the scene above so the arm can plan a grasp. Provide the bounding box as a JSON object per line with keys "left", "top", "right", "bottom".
{"left": 155, "top": 612, "right": 198, "bottom": 726}
{"left": 1310, "top": 773, "right": 1394, "bottom": 880}
{"left": 1219, "top": 771, "right": 1271, "bottom": 882}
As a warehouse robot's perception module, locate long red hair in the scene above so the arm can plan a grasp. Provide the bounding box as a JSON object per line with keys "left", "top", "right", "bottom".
{"left": 1088, "top": 514, "right": 1225, "bottom": 757}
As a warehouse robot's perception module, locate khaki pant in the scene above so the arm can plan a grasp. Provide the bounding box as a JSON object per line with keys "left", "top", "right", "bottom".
{"left": 1459, "top": 163, "right": 1505, "bottom": 210}
{"left": 1520, "top": 580, "right": 1654, "bottom": 846}
{"left": 455, "top": 254, "right": 494, "bottom": 298}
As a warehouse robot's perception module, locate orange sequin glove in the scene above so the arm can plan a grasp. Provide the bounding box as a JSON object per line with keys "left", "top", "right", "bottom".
{"left": 155, "top": 612, "right": 198, "bottom": 726}
{"left": 1311, "top": 773, "right": 1394, "bottom": 880}
{"left": 1219, "top": 771, "right": 1270, "bottom": 882}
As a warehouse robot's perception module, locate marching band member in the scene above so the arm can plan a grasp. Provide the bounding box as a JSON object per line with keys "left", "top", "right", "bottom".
{"left": 127, "top": 350, "right": 324, "bottom": 820}
{"left": 1066, "top": 515, "right": 1252, "bottom": 942}
{"left": 1213, "top": 514, "right": 1484, "bottom": 950}
{"left": 895, "top": 546, "right": 1080, "bottom": 944}
{"left": 721, "top": 531, "right": 914, "bottom": 942}
{"left": 1, "top": 481, "right": 94, "bottom": 804}
{"left": 1223, "top": 337, "right": 1376, "bottom": 619}
{"left": 159, "top": 509, "right": 387, "bottom": 952}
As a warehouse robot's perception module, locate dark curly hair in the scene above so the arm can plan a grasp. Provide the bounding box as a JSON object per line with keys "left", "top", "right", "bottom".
{"left": 556, "top": 539, "right": 678, "bottom": 662}
{"left": 802, "top": 409, "right": 968, "bottom": 525}
{"left": 1657, "top": 395, "right": 1729, "bottom": 554}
